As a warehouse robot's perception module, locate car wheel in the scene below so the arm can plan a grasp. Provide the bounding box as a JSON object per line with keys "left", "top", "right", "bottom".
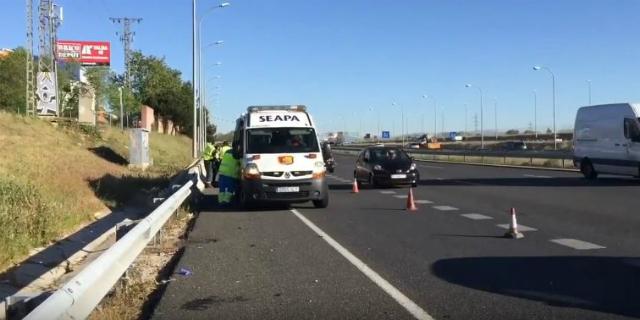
{"left": 313, "top": 195, "right": 329, "bottom": 208}
{"left": 580, "top": 159, "right": 598, "bottom": 180}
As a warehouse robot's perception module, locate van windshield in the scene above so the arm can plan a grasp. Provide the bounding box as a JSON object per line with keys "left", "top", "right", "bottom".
{"left": 246, "top": 128, "right": 319, "bottom": 154}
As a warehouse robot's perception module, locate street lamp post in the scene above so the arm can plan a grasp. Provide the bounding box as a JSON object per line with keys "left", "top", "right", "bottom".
{"left": 533, "top": 66, "right": 557, "bottom": 150}
{"left": 533, "top": 90, "right": 538, "bottom": 139}
{"left": 587, "top": 80, "right": 592, "bottom": 105}
{"left": 464, "top": 103, "right": 468, "bottom": 138}
{"left": 392, "top": 102, "right": 404, "bottom": 147}
{"left": 465, "top": 84, "right": 484, "bottom": 149}
{"left": 493, "top": 98, "right": 498, "bottom": 140}
{"left": 118, "top": 87, "right": 123, "bottom": 130}
{"left": 192, "top": 1, "right": 230, "bottom": 158}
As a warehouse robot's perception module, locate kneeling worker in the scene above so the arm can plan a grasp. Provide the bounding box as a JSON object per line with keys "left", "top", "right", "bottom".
{"left": 217, "top": 147, "right": 241, "bottom": 205}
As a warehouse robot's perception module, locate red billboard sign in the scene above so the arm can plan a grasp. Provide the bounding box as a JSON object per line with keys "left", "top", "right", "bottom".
{"left": 56, "top": 40, "right": 111, "bottom": 66}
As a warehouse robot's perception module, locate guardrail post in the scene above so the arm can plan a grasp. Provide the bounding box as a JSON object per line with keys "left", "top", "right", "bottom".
{"left": 503, "top": 156, "right": 506, "bottom": 164}
{"left": 530, "top": 157, "right": 533, "bottom": 166}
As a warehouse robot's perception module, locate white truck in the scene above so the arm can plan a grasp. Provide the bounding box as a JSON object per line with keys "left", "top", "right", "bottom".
{"left": 573, "top": 103, "right": 640, "bottom": 179}
{"left": 231, "top": 105, "right": 329, "bottom": 208}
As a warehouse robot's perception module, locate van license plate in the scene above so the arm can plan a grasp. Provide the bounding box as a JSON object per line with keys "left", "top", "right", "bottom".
{"left": 276, "top": 186, "right": 299, "bottom": 193}
{"left": 391, "top": 174, "right": 407, "bottom": 179}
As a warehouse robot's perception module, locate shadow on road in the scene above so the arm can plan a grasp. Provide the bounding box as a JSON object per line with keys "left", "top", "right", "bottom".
{"left": 432, "top": 256, "right": 640, "bottom": 318}
{"left": 419, "top": 177, "right": 640, "bottom": 187}
{"left": 88, "top": 146, "right": 128, "bottom": 166}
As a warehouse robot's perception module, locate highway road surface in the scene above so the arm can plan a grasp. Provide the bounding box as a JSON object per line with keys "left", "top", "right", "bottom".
{"left": 152, "top": 153, "right": 640, "bottom": 320}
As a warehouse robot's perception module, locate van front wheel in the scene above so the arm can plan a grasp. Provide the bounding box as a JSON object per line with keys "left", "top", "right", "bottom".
{"left": 580, "top": 160, "right": 598, "bottom": 180}
{"left": 313, "top": 195, "right": 329, "bottom": 208}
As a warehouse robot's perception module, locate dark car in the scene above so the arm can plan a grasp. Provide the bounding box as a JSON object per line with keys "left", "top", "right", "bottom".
{"left": 503, "top": 141, "right": 528, "bottom": 151}
{"left": 321, "top": 142, "right": 335, "bottom": 173}
{"left": 354, "top": 147, "right": 419, "bottom": 187}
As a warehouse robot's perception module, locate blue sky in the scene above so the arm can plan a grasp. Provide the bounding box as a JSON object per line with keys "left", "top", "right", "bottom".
{"left": 3, "top": 0, "right": 640, "bottom": 135}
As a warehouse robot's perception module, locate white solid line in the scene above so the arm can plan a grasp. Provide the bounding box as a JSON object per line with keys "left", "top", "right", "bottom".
{"left": 523, "top": 174, "right": 552, "bottom": 178}
{"left": 550, "top": 238, "right": 606, "bottom": 250}
{"left": 414, "top": 200, "right": 433, "bottom": 204}
{"left": 432, "top": 205, "right": 459, "bottom": 211}
{"left": 393, "top": 195, "right": 408, "bottom": 199}
{"left": 461, "top": 213, "right": 493, "bottom": 220}
{"left": 496, "top": 224, "right": 537, "bottom": 232}
{"left": 290, "top": 209, "right": 433, "bottom": 320}
{"left": 380, "top": 190, "right": 396, "bottom": 194}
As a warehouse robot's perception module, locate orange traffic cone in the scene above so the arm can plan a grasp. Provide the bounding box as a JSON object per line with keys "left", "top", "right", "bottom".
{"left": 351, "top": 178, "right": 359, "bottom": 193}
{"left": 504, "top": 208, "right": 524, "bottom": 239}
{"left": 406, "top": 188, "right": 417, "bottom": 211}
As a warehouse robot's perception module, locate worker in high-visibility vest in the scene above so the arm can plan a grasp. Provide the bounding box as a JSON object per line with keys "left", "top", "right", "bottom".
{"left": 202, "top": 142, "right": 216, "bottom": 187}
{"left": 217, "top": 146, "right": 241, "bottom": 205}
{"left": 211, "top": 141, "right": 230, "bottom": 186}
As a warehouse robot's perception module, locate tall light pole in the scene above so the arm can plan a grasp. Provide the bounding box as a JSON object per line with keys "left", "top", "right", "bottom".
{"left": 533, "top": 65, "right": 557, "bottom": 150}
{"left": 465, "top": 84, "right": 484, "bottom": 149}
{"left": 192, "top": 0, "right": 197, "bottom": 158}
{"left": 193, "top": 1, "right": 230, "bottom": 158}
{"left": 118, "top": 86, "right": 124, "bottom": 130}
{"left": 587, "top": 80, "right": 592, "bottom": 105}
{"left": 464, "top": 103, "right": 468, "bottom": 138}
{"left": 392, "top": 102, "right": 404, "bottom": 147}
{"left": 493, "top": 98, "right": 498, "bottom": 140}
{"left": 200, "top": 41, "right": 223, "bottom": 149}
{"left": 533, "top": 90, "right": 538, "bottom": 139}
{"left": 422, "top": 94, "right": 437, "bottom": 139}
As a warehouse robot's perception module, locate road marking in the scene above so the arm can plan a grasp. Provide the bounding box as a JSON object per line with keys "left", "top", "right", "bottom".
{"left": 461, "top": 213, "right": 493, "bottom": 220}
{"left": 414, "top": 200, "right": 433, "bottom": 204}
{"left": 380, "top": 190, "right": 396, "bottom": 194}
{"left": 291, "top": 209, "right": 433, "bottom": 320}
{"left": 496, "top": 224, "right": 537, "bottom": 232}
{"left": 432, "top": 205, "right": 459, "bottom": 211}
{"left": 523, "top": 174, "right": 552, "bottom": 178}
{"left": 434, "top": 177, "right": 444, "bottom": 180}
{"left": 393, "top": 195, "right": 408, "bottom": 199}
{"left": 550, "top": 238, "right": 606, "bottom": 250}
{"left": 419, "top": 165, "right": 443, "bottom": 169}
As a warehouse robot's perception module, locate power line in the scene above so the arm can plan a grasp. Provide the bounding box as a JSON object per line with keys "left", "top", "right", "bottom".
{"left": 109, "top": 17, "right": 142, "bottom": 87}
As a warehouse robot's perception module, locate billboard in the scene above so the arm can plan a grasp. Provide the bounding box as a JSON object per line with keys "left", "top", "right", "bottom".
{"left": 56, "top": 40, "right": 110, "bottom": 66}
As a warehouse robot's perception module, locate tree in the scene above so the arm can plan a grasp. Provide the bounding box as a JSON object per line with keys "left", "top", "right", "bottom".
{"left": 546, "top": 128, "right": 552, "bottom": 134}
{"left": 505, "top": 129, "right": 520, "bottom": 135}
{"left": 0, "top": 48, "right": 27, "bottom": 113}
{"left": 84, "top": 66, "right": 111, "bottom": 112}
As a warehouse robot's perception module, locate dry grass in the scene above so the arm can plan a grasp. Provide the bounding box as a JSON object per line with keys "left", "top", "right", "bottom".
{"left": 0, "top": 112, "right": 192, "bottom": 270}
{"left": 90, "top": 208, "right": 192, "bottom": 320}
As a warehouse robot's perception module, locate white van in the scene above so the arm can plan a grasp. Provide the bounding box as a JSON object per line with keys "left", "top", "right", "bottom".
{"left": 231, "top": 105, "right": 329, "bottom": 208}
{"left": 573, "top": 103, "right": 640, "bottom": 179}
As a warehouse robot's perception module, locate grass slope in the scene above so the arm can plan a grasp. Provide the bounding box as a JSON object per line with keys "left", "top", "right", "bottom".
{"left": 0, "top": 112, "right": 192, "bottom": 270}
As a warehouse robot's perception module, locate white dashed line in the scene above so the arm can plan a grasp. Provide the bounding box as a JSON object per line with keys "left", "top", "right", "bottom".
{"left": 380, "top": 190, "right": 396, "bottom": 194}
{"left": 291, "top": 209, "right": 434, "bottom": 320}
{"left": 393, "top": 195, "right": 408, "bottom": 199}
{"left": 523, "top": 174, "right": 552, "bottom": 178}
{"left": 461, "top": 213, "right": 493, "bottom": 220}
{"left": 432, "top": 205, "right": 459, "bottom": 211}
{"left": 496, "top": 224, "right": 537, "bottom": 232}
{"left": 414, "top": 200, "right": 433, "bottom": 204}
{"left": 550, "top": 239, "right": 606, "bottom": 250}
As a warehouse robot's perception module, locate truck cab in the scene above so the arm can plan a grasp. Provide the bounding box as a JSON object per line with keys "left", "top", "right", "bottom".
{"left": 232, "top": 105, "right": 329, "bottom": 208}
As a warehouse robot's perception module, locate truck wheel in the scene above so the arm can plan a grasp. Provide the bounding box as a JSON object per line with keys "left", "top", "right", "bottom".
{"left": 313, "top": 195, "right": 329, "bottom": 208}
{"left": 580, "top": 159, "right": 598, "bottom": 180}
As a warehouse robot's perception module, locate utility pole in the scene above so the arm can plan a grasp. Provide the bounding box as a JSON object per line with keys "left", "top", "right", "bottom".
{"left": 36, "top": 0, "right": 61, "bottom": 116}
{"left": 26, "top": 0, "right": 36, "bottom": 116}
{"left": 494, "top": 99, "right": 498, "bottom": 140}
{"left": 474, "top": 113, "right": 478, "bottom": 134}
{"left": 118, "top": 87, "right": 124, "bottom": 130}
{"left": 109, "top": 17, "right": 142, "bottom": 87}
{"left": 464, "top": 103, "right": 468, "bottom": 138}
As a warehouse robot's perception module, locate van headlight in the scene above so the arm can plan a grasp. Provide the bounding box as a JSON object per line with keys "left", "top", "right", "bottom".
{"left": 243, "top": 163, "right": 261, "bottom": 180}
{"left": 373, "top": 164, "right": 383, "bottom": 171}
{"left": 315, "top": 161, "right": 325, "bottom": 168}
{"left": 410, "top": 163, "right": 416, "bottom": 171}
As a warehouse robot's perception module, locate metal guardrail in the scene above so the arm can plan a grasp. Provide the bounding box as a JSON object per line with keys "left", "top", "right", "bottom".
{"left": 24, "top": 161, "right": 205, "bottom": 320}
{"left": 334, "top": 146, "right": 575, "bottom": 168}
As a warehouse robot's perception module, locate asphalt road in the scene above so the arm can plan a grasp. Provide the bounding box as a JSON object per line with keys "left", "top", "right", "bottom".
{"left": 153, "top": 153, "right": 640, "bottom": 320}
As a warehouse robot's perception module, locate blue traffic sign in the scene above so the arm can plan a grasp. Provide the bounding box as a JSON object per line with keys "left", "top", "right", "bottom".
{"left": 381, "top": 131, "right": 390, "bottom": 139}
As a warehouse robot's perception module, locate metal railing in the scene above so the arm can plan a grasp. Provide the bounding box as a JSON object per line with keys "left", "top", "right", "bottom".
{"left": 333, "top": 146, "right": 575, "bottom": 169}
{"left": 23, "top": 161, "right": 205, "bottom": 320}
